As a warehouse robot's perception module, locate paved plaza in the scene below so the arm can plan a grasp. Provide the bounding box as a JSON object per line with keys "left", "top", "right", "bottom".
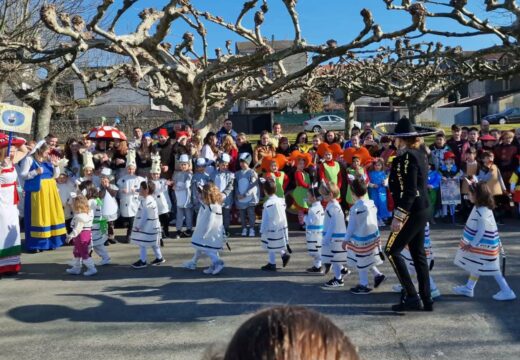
{"left": 1, "top": 222, "right": 519, "bottom": 360}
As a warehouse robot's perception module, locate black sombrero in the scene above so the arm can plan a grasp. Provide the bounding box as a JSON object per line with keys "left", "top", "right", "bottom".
{"left": 374, "top": 116, "right": 439, "bottom": 138}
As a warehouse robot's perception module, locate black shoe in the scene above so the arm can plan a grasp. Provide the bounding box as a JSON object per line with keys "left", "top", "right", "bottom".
{"left": 374, "top": 274, "right": 386, "bottom": 288}
{"left": 391, "top": 295, "right": 423, "bottom": 312}
{"left": 183, "top": 229, "right": 193, "bottom": 237}
{"left": 104, "top": 240, "right": 110, "bottom": 246}
{"left": 175, "top": 231, "right": 182, "bottom": 239}
{"left": 341, "top": 267, "right": 350, "bottom": 276}
{"left": 299, "top": 224, "right": 306, "bottom": 231}
{"left": 324, "top": 263, "right": 332, "bottom": 274}
{"left": 422, "top": 297, "right": 434, "bottom": 312}
{"left": 160, "top": 239, "right": 164, "bottom": 247}
{"left": 281, "top": 253, "right": 291, "bottom": 268}
{"left": 306, "top": 266, "right": 324, "bottom": 274}
{"left": 107, "top": 237, "right": 117, "bottom": 244}
{"left": 131, "top": 260, "right": 147, "bottom": 269}
{"left": 324, "top": 278, "right": 344, "bottom": 288}
{"left": 350, "top": 284, "right": 373, "bottom": 295}
{"left": 261, "top": 263, "right": 277, "bottom": 271}
{"left": 151, "top": 258, "right": 166, "bottom": 266}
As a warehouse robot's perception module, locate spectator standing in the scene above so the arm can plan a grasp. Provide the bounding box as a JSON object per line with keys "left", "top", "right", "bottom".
{"left": 236, "top": 133, "right": 254, "bottom": 170}
{"left": 221, "top": 135, "right": 239, "bottom": 172}
{"left": 136, "top": 133, "right": 153, "bottom": 177}
{"left": 129, "top": 127, "right": 143, "bottom": 149}
{"left": 253, "top": 131, "right": 276, "bottom": 167}
{"left": 270, "top": 122, "right": 283, "bottom": 149}
{"left": 446, "top": 124, "right": 466, "bottom": 167}
{"left": 429, "top": 133, "right": 451, "bottom": 171}
{"left": 494, "top": 131, "right": 519, "bottom": 189}
{"left": 462, "top": 127, "right": 482, "bottom": 162}
{"left": 479, "top": 120, "right": 491, "bottom": 137}
{"left": 216, "top": 119, "right": 238, "bottom": 145}
{"left": 290, "top": 132, "right": 311, "bottom": 153}
{"left": 153, "top": 128, "right": 175, "bottom": 179}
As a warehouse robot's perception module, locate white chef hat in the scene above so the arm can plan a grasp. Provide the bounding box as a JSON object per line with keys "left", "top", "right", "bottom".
{"left": 195, "top": 158, "right": 207, "bottom": 167}
{"left": 239, "top": 152, "right": 252, "bottom": 164}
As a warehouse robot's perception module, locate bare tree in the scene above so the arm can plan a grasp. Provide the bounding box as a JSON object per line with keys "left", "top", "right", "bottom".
{"left": 36, "top": 0, "right": 424, "bottom": 129}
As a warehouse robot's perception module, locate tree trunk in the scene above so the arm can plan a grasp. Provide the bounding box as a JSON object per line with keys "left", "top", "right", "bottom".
{"left": 34, "top": 81, "right": 56, "bottom": 140}
{"left": 344, "top": 93, "right": 357, "bottom": 138}
{"left": 0, "top": 81, "right": 7, "bottom": 102}
{"left": 407, "top": 104, "right": 417, "bottom": 124}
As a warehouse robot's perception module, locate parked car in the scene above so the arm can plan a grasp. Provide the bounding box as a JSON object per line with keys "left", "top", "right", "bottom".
{"left": 482, "top": 108, "right": 520, "bottom": 125}
{"left": 303, "top": 115, "right": 361, "bottom": 133}
{"left": 148, "top": 120, "right": 188, "bottom": 138}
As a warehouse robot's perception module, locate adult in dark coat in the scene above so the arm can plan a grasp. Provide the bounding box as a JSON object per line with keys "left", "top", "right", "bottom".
{"left": 153, "top": 128, "right": 175, "bottom": 179}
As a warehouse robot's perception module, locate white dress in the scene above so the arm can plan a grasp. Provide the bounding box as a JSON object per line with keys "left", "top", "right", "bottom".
{"left": 117, "top": 175, "right": 145, "bottom": 217}
{"left": 191, "top": 203, "right": 224, "bottom": 251}
{"left": 344, "top": 199, "right": 383, "bottom": 270}
{"left": 130, "top": 195, "right": 161, "bottom": 247}
{"left": 0, "top": 165, "right": 21, "bottom": 273}
{"left": 321, "top": 200, "right": 347, "bottom": 264}
{"left": 304, "top": 201, "right": 325, "bottom": 256}
{"left": 152, "top": 178, "right": 171, "bottom": 215}
{"left": 89, "top": 198, "right": 107, "bottom": 247}
{"left": 454, "top": 206, "right": 501, "bottom": 276}
{"left": 260, "top": 196, "right": 288, "bottom": 251}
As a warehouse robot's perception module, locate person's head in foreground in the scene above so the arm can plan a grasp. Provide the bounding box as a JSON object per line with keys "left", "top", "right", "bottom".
{"left": 208, "top": 306, "right": 359, "bottom": 360}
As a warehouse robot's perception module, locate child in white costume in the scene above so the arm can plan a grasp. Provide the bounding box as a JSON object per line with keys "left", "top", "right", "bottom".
{"left": 320, "top": 182, "right": 350, "bottom": 288}
{"left": 150, "top": 152, "right": 172, "bottom": 241}
{"left": 392, "top": 223, "right": 441, "bottom": 299}
{"left": 117, "top": 149, "right": 145, "bottom": 242}
{"left": 65, "top": 195, "right": 97, "bottom": 276}
{"left": 173, "top": 154, "right": 193, "bottom": 238}
{"left": 342, "top": 179, "right": 386, "bottom": 294}
{"left": 211, "top": 153, "right": 234, "bottom": 236}
{"left": 99, "top": 168, "right": 119, "bottom": 245}
{"left": 77, "top": 151, "right": 100, "bottom": 188}
{"left": 130, "top": 180, "right": 165, "bottom": 268}
{"left": 304, "top": 186, "right": 325, "bottom": 274}
{"left": 235, "top": 152, "right": 259, "bottom": 237}
{"left": 452, "top": 181, "right": 516, "bottom": 301}
{"left": 259, "top": 178, "right": 290, "bottom": 271}
{"left": 184, "top": 183, "right": 226, "bottom": 275}
{"left": 56, "top": 158, "right": 76, "bottom": 232}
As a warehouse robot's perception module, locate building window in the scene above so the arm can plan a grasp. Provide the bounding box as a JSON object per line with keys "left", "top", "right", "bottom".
{"left": 503, "top": 78, "right": 511, "bottom": 91}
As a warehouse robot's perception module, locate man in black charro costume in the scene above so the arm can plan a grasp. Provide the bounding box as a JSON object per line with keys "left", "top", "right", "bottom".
{"left": 376, "top": 117, "right": 438, "bottom": 312}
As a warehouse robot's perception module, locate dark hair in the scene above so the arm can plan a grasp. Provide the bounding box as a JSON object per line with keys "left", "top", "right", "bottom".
{"left": 203, "top": 132, "right": 219, "bottom": 155}
{"left": 469, "top": 127, "right": 479, "bottom": 133}
{"left": 133, "top": 127, "right": 142, "bottom": 131}
{"left": 262, "top": 178, "right": 277, "bottom": 196}
{"left": 64, "top": 138, "right": 82, "bottom": 164}
{"left": 351, "top": 178, "right": 367, "bottom": 198}
{"left": 273, "top": 122, "right": 281, "bottom": 127}
{"left": 78, "top": 180, "right": 99, "bottom": 200}
{"left": 351, "top": 126, "right": 361, "bottom": 132}
{"left": 461, "top": 126, "right": 470, "bottom": 131}
{"left": 221, "top": 306, "right": 359, "bottom": 360}
{"left": 451, "top": 124, "right": 460, "bottom": 131}
{"left": 295, "top": 131, "right": 308, "bottom": 144}
{"left": 481, "top": 150, "right": 493, "bottom": 159}
{"left": 308, "top": 186, "right": 320, "bottom": 200}
{"left": 140, "top": 180, "right": 156, "bottom": 194}
{"left": 469, "top": 182, "right": 495, "bottom": 209}
{"left": 435, "top": 133, "right": 445, "bottom": 139}
{"left": 45, "top": 133, "right": 57, "bottom": 139}
{"left": 465, "top": 146, "right": 477, "bottom": 154}
{"left": 260, "top": 130, "right": 270, "bottom": 137}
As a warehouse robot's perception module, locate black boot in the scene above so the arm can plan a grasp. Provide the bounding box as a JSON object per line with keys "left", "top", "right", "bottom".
{"left": 392, "top": 292, "right": 423, "bottom": 312}
{"left": 422, "top": 297, "right": 434, "bottom": 312}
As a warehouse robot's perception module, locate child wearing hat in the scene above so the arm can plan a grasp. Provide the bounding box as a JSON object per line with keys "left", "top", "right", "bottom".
{"left": 439, "top": 151, "right": 461, "bottom": 223}
{"left": 235, "top": 152, "right": 259, "bottom": 237}
{"left": 211, "top": 153, "right": 235, "bottom": 236}
{"left": 77, "top": 151, "right": 100, "bottom": 188}
{"left": 150, "top": 152, "right": 172, "bottom": 241}
{"left": 290, "top": 151, "right": 313, "bottom": 229}
{"left": 260, "top": 154, "right": 288, "bottom": 199}
{"left": 99, "top": 168, "right": 118, "bottom": 245}
{"left": 191, "top": 157, "right": 211, "bottom": 219}
{"left": 56, "top": 158, "right": 77, "bottom": 233}
{"left": 345, "top": 155, "right": 368, "bottom": 209}
{"left": 117, "top": 149, "right": 145, "bottom": 242}
{"left": 173, "top": 153, "right": 193, "bottom": 238}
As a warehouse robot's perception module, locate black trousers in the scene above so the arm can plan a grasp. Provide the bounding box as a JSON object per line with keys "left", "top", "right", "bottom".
{"left": 385, "top": 208, "right": 431, "bottom": 301}
{"left": 159, "top": 213, "right": 170, "bottom": 237}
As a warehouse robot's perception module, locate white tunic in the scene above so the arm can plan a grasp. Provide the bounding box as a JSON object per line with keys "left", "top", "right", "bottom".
{"left": 0, "top": 166, "right": 21, "bottom": 270}
{"left": 321, "top": 200, "right": 347, "bottom": 264}
{"left": 260, "top": 196, "right": 288, "bottom": 251}
{"left": 57, "top": 180, "right": 76, "bottom": 220}
{"left": 173, "top": 171, "right": 192, "bottom": 208}
{"left": 401, "top": 222, "right": 434, "bottom": 269}
{"left": 152, "top": 178, "right": 171, "bottom": 215}
{"left": 454, "top": 206, "right": 501, "bottom": 276}
{"left": 304, "top": 201, "right": 325, "bottom": 256}
{"left": 117, "top": 175, "right": 145, "bottom": 217}
{"left": 89, "top": 198, "right": 107, "bottom": 247}
{"left": 344, "top": 199, "right": 383, "bottom": 270}
{"left": 191, "top": 203, "right": 224, "bottom": 251}
{"left": 131, "top": 196, "right": 161, "bottom": 247}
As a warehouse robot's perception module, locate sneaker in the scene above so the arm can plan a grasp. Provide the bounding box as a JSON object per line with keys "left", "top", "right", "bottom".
{"left": 175, "top": 231, "right": 182, "bottom": 239}
{"left": 104, "top": 240, "right": 110, "bottom": 246}
{"left": 281, "top": 253, "right": 291, "bottom": 268}
{"left": 225, "top": 231, "right": 231, "bottom": 238}
{"left": 299, "top": 224, "right": 306, "bottom": 231}
{"left": 182, "top": 260, "right": 197, "bottom": 270}
{"left": 131, "top": 260, "right": 147, "bottom": 269}
{"left": 431, "top": 288, "right": 442, "bottom": 299}
{"left": 212, "top": 261, "right": 225, "bottom": 275}
{"left": 374, "top": 274, "right": 386, "bottom": 288}
{"left": 261, "top": 263, "right": 277, "bottom": 271}
{"left": 306, "top": 266, "right": 324, "bottom": 274}
{"left": 83, "top": 268, "right": 97, "bottom": 276}
{"left": 340, "top": 267, "right": 351, "bottom": 277}
{"left": 65, "top": 267, "right": 82, "bottom": 275}
{"left": 492, "top": 289, "right": 516, "bottom": 301}
{"left": 107, "top": 237, "right": 117, "bottom": 244}
{"left": 324, "top": 263, "right": 332, "bottom": 275}
{"left": 350, "top": 284, "right": 373, "bottom": 295}
{"left": 183, "top": 229, "right": 193, "bottom": 237}
{"left": 169, "top": 219, "right": 176, "bottom": 225}
{"left": 97, "top": 258, "right": 111, "bottom": 266}
{"left": 391, "top": 295, "right": 423, "bottom": 312}
{"left": 241, "top": 228, "right": 248, "bottom": 236}
{"left": 203, "top": 264, "right": 215, "bottom": 274}
{"left": 151, "top": 258, "right": 166, "bottom": 266}
{"left": 452, "top": 285, "right": 474, "bottom": 298}
{"left": 248, "top": 228, "right": 255, "bottom": 237}
{"left": 324, "top": 278, "right": 344, "bottom": 288}
{"left": 392, "top": 284, "right": 403, "bottom": 293}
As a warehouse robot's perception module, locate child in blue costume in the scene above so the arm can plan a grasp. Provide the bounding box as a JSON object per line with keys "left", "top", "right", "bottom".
{"left": 367, "top": 158, "right": 391, "bottom": 227}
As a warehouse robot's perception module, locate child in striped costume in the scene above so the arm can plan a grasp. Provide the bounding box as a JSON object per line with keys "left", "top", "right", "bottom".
{"left": 130, "top": 180, "right": 165, "bottom": 269}
{"left": 452, "top": 181, "right": 516, "bottom": 301}
{"left": 65, "top": 195, "right": 97, "bottom": 276}
{"left": 260, "top": 178, "right": 290, "bottom": 271}
{"left": 321, "top": 182, "right": 350, "bottom": 288}
{"left": 392, "top": 223, "right": 440, "bottom": 299}
{"left": 304, "top": 186, "right": 325, "bottom": 274}
{"left": 342, "top": 179, "right": 386, "bottom": 294}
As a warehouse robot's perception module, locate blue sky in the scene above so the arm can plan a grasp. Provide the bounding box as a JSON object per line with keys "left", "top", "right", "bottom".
{"left": 108, "top": 0, "right": 503, "bottom": 55}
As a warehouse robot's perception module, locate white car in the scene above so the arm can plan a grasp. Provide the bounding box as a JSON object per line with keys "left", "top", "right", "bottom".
{"left": 303, "top": 115, "right": 361, "bottom": 133}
